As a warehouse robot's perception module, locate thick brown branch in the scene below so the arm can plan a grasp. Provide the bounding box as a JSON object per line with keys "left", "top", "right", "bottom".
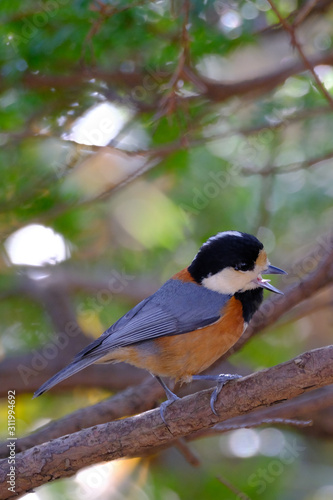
{"left": 12, "top": 50, "right": 333, "bottom": 108}
{"left": 0, "top": 378, "right": 163, "bottom": 457}
{"left": 1, "top": 345, "right": 333, "bottom": 498}
{"left": 1, "top": 270, "right": 156, "bottom": 305}
{"left": 21, "top": 69, "right": 144, "bottom": 91}
{"left": 8, "top": 371, "right": 333, "bottom": 460}
{"left": 194, "top": 51, "right": 333, "bottom": 103}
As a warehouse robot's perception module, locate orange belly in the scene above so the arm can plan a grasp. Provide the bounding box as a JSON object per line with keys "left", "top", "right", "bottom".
{"left": 108, "top": 296, "right": 245, "bottom": 382}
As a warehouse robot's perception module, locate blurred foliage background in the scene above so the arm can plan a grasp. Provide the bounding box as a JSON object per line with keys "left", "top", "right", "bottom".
{"left": 0, "top": 0, "right": 333, "bottom": 499}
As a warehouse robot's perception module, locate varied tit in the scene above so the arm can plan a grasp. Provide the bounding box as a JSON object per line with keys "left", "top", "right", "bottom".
{"left": 34, "top": 231, "right": 286, "bottom": 424}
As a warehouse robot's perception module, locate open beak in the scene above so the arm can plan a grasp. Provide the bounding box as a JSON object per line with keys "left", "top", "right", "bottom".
{"left": 257, "top": 264, "right": 287, "bottom": 295}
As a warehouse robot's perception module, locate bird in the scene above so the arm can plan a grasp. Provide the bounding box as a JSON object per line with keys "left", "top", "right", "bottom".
{"left": 34, "top": 231, "right": 286, "bottom": 424}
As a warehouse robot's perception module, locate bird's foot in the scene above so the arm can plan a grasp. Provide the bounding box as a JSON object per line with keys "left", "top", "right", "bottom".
{"left": 210, "top": 373, "right": 242, "bottom": 415}
{"left": 159, "top": 393, "right": 181, "bottom": 426}
{"left": 155, "top": 375, "right": 180, "bottom": 426}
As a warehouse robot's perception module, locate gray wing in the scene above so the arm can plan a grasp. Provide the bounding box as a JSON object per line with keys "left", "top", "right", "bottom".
{"left": 34, "top": 279, "right": 230, "bottom": 397}
{"left": 76, "top": 279, "right": 230, "bottom": 359}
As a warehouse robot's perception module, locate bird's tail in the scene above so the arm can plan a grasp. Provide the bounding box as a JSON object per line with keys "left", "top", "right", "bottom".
{"left": 33, "top": 355, "right": 101, "bottom": 398}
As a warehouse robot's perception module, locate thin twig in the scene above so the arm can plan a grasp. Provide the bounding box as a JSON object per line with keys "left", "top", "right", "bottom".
{"left": 215, "top": 417, "right": 312, "bottom": 432}
{"left": 266, "top": 0, "right": 333, "bottom": 110}
{"left": 293, "top": 0, "right": 321, "bottom": 27}
{"left": 217, "top": 475, "right": 252, "bottom": 500}
{"left": 155, "top": 0, "right": 191, "bottom": 121}
{"left": 174, "top": 438, "right": 201, "bottom": 467}
{"left": 243, "top": 150, "right": 333, "bottom": 177}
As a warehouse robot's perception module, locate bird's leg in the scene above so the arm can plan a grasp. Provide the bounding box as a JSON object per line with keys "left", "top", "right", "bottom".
{"left": 192, "top": 373, "right": 242, "bottom": 416}
{"left": 155, "top": 375, "right": 180, "bottom": 425}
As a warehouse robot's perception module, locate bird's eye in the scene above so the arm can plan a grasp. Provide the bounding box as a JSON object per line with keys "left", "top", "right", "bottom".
{"left": 234, "top": 263, "right": 248, "bottom": 272}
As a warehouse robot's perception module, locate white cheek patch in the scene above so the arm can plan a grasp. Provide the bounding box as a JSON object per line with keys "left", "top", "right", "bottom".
{"left": 202, "top": 261, "right": 269, "bottom": 295}
{"left": 202, "top": 267, "right": 254, "bottom": 295}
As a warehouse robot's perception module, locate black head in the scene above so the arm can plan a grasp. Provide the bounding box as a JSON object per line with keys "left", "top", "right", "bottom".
{"left": 188, "top": 231, "right": 285, "bottom": 295}
{"left": 188, "top": 231, "right": 263, "bottom": 283}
